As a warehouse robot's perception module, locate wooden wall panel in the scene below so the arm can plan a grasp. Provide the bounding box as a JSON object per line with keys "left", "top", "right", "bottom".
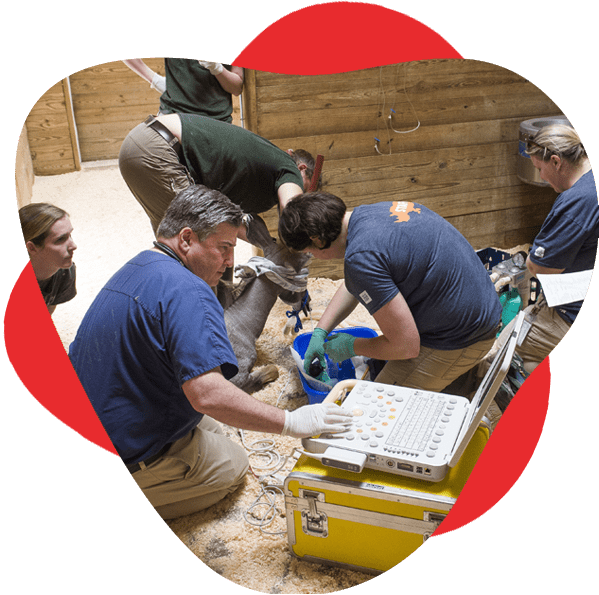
{"left": 243, "top": 59, "right": 563, "bottom": 279}
{"left": 69, "top": 59, "right": 163, "bottom": 162}
{"left": 25, "top": 79, "right": 80, "bottom": 176}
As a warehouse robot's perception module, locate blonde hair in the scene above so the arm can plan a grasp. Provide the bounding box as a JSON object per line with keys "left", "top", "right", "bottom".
{"left": 19, "top": 203, "right": 69, "bottom": 247}
{"left": 526, "top": 124, "right": 587, "bottom": 164}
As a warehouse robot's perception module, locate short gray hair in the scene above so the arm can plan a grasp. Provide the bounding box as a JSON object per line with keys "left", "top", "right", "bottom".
{"left": 156, "top": 185, "right": 244, "bottom": 241}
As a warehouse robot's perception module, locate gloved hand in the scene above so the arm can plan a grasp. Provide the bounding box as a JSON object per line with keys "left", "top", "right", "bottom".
{"left": 198, "top": 60, "right": 224, "bottom": 75}
{"left": 323, "top": 332, "right": 356, "bottom": 363}
{"left": 150, "top": 73, "right": 166, "bottom": 94}
{"left": 303, "top": 327, "right": 330, "bottom": 382}
{"left": 282, "top": 403, "right": 353, "bottom": 438}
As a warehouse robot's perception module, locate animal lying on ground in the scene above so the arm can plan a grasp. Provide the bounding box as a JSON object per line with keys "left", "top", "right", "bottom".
{"left": 217, "top": 215, "right": 312, "bottom": 394}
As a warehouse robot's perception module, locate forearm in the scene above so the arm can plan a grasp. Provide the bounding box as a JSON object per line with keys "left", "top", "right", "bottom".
{"left": 277, "top": 183, "right": 304, "bottom": 210}
{"left": 183, "top": 369, "right": 285, "bottom": 433}
{"left": 214, "top": 66, "right": 244, "bottom": 96}
{"left": 353, "top": 334, "right": 419, "bottom": 361}
{"left": 318, "top": 282, "right": 359, "bottom": 332}
{"left": 122, "top": 59, "right": 156, "bottom": 84}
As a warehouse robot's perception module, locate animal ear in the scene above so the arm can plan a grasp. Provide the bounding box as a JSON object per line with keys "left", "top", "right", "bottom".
{"left": 246, "top": 215, "right": 273, "bottom": 248}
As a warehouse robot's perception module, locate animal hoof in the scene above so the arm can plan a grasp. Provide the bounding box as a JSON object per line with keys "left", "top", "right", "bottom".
{"left": 258, "top": 364, "right": 279, "bottom": 385}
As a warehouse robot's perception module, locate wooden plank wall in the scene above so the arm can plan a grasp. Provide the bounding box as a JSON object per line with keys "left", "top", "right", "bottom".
{"left": 243, "top": 60, "right": 562, "bottom": 279}
{"left": 69, "top": 59, "right": 164, "bottom": 162}
{"left": 25, "top": 78, "right": 81, "bottom": 176}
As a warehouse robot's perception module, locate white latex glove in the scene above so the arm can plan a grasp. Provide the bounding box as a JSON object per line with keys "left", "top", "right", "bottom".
{"left": 198, "top": 60, "right": 224, "bottom": 76}
{"left": 282, "top": 403, "right": 353, "bottom": 438}
{"left": 150, "top": 73, "right": 166, "bottom": 94}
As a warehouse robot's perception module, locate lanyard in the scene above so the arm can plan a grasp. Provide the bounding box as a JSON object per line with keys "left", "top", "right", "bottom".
{"left": 153, "top": 241, "right": 186, "bottom": 268}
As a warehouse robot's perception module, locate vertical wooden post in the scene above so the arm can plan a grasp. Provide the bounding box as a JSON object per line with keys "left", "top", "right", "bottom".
{"left": 241, "top": 69, "right": 258, "bottom": 132}
{"left": 62, "top": 77, "right": 82, "bottom": 171}
{"left": 15, "top": 124, "right": 35, "bottom": 208}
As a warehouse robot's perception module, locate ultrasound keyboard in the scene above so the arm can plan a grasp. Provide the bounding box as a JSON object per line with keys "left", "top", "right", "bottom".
{"left": 303, "top": 381, "right": 469, "bottom": 481}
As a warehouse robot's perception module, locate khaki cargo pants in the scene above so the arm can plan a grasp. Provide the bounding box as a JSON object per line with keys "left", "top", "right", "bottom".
{"left": 374, "top": 335, "right": 497, "bottom": 393}
{"left": 132, "top": 416, "right": 249, "bottom": 520}
{"left": 497, "top": 299, "right": 571, "bottom": 374}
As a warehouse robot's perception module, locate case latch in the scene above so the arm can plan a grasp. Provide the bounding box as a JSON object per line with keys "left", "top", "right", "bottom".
{"left": 300, "top": 490, "right": 329, "bottom": 538}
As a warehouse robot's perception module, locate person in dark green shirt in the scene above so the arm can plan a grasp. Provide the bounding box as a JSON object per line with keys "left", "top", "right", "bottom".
{"left": 119, "top": 112, "right": 319, "bottom": 241}
{"left": 123, "top": 58, "right": 244, "bottom": 123}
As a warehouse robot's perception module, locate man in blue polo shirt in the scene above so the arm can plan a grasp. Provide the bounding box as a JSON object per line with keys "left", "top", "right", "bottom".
{"left": 69, "top": 185, "right": 352, "bottom": 519}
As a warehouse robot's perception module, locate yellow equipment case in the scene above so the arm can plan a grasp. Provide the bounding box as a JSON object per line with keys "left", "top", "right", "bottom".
{"left": 283, "top": 380, "right": 491, "bottom": 574}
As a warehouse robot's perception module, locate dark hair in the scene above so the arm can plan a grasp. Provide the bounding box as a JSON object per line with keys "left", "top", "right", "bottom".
{"left": 289, "top": 149, "right": 322, "bottom": 190}
{"left": 19, "top": 202, "right": 70, "bottom": 247}
{"left": 278, "top": 192, "right": 346, "bottom": 251}
{"left": 157, "top": 185, "right": 244, "bottom": 240}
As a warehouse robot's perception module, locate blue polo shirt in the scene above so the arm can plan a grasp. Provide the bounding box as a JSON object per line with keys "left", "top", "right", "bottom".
{"left": 69, "top": 251, "right": 238, "bottom": 465}
{"left": 344, "top": 202, "right": 502, "bottom": 350}
{"left": 529, "top": 170, "right": 599, "bottom": 324}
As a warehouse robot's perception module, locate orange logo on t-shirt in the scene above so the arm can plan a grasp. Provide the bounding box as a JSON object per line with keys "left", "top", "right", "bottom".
{"left": 389, "top": 201, "right": 421, "bottom": 223}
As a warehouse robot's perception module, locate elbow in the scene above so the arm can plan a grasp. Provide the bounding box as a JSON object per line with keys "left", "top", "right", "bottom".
{"left": 405, "top": 342, "right": 420, "bottom": 360}
{"left": 389, "top": 337, "right": 420, "bottom": 360}
{"left": 526, "top": 255, "right": 542, "bottom": 277}
{"left": 526, "top": 260, "right": 537, "bottom": 276}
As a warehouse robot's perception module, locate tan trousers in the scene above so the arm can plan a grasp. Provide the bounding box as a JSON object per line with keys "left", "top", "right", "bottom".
{"left": 132, "top": 416, "right": 249, "bottom": 520}
{"left": 118, "top": 121, "right": 193, "bottom": 234}
{"left": 374, "top": 335, "right": 496, "bottom": 392}
{"left": 497, "top": 300, "right": 571, "bottom": 374}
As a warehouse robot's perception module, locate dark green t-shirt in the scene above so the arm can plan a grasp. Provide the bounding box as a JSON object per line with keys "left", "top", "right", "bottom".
{"left": 159, "top": 58, "right": 234, "bottom": 122}
{"left": 179, "top": 113, "right": 303, "bottom": 213}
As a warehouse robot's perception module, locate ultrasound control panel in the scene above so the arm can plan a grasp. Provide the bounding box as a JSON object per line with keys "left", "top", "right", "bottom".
{"left": 303, "top": 381, "right": 470, "bottom": 481}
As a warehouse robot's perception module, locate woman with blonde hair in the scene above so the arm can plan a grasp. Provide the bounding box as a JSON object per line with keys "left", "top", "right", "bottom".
{"left": 19, "top": 202, "right": 77, "bottom": 314}
{"left": 513, "top": 123, "right": 598, "bottom": 372}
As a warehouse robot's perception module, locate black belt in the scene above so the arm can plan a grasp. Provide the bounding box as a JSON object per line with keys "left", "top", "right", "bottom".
{"left": 144, "top": 115, "right": 183, "bottom": 160}
{"left": 126, "top": 442, "right": 171, "bottom": 474}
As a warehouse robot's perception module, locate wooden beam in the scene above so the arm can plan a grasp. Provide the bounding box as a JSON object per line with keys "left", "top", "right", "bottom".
{"left": 62, "top": 77, "right": 81, "bottom": 171}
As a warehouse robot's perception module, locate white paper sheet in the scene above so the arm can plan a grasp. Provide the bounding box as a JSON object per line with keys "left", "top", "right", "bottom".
{"left": 537, "top": 270, "right": 594, "bottom": 307}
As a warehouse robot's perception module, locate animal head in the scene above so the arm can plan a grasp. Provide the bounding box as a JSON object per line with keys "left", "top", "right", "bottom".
{"left": 244, "top": 214, "right": 313, "bottom": 312}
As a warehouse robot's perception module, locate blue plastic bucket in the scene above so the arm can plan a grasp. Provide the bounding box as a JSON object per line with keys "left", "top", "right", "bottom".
{"left": 293, "top": 327, "right": 378, "bottom": 404}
